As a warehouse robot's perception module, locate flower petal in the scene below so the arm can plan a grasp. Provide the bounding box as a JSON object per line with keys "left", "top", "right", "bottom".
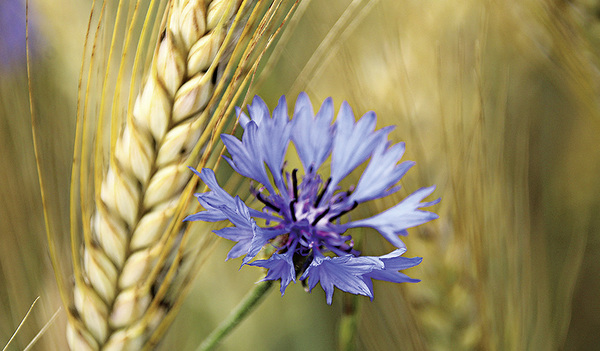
{"left": 243, "top": 226, "right": 287, "bottom": 266}
{"left": 256, "top": 96, "right": 292, "bottom": 191}
{"left": 350, "top": 141, "right": 415, "bottom": 204}
{"left": 223, "top": 96, "right": 293, "bottom": 194}
{"left": 366, "top": 249, "right": 422, "bottom": 281}
{"left": 291, "top": 93, "right": 335, "bottom": 172}
{"left": 346, "top": 186, "right": 440, "bottom": 248}
{"left": 360, "top": 249, "right": 422, "bottom": 297}
{"left": 211, "top": 197, "right": 258, "bottom": 260}
{"left": 184, "top": 167, "right": 265, "bottom": 221}
{"left": 211, "top": 196, "right": 284, "bottom": 263}
{"left": 246, "top": 95, "right": 270, "bottom": 126}
{"left": 213, "top": 227, "right": 253, "bottom": 260}
{"left": 300, "top": 254, "right": 383, "bottom": 304}
{"left": 328, "top": 104, "right": 393, "bottom": 201}
{"left": 249, "top": 250, "right": 296, "bottom": 295}
{"left": 236, "top": 106, "right": 250, "bottom": 128}
{"left": 222, "top": 122, "right": 274, "bottom": 193}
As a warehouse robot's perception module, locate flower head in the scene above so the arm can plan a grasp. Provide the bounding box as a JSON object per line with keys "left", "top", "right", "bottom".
{"left": 186, "top": 93, "right": 439, "bottom": 304}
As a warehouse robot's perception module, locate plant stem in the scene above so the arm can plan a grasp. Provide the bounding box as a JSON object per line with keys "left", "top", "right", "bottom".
{"left": 197, "top": 280, "right": 274, "bottom": 351}
{"left": 338, "top": 294, "right": 358, "bottom": 351}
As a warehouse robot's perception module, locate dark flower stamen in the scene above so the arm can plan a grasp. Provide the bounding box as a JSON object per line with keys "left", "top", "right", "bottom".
{"left": 292, "top": 169, "right": 299, "bottom": 200}
{"left": 311, "top": 207, "right": 331, "bottom": 226}
{"left": 289, "top": 199, "right": 298, "bottom": 222}
{"left": 255, "top": 192, "right": 281, "bottom": 212}
{"left": 314, "top": 177, "right": 332, "bottom": 207}
{"left": 329, "top": 201, "right": 359, "bottom": 222}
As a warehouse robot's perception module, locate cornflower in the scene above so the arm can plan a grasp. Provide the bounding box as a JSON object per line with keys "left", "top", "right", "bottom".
{"left": 186, "top": 93, "right": 439, "bottom": 304}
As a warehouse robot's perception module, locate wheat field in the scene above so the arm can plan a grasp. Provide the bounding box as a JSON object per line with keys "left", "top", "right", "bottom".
{"left": 1, "top": 0, "right": 599, "bottom": 350}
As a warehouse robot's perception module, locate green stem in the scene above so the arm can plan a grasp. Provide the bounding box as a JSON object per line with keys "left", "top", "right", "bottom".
{"left": 197, "top": 279, "right": 274, "bottom": 351}
{"left": 338, "top": 294, "right": 359, "bottom": 351}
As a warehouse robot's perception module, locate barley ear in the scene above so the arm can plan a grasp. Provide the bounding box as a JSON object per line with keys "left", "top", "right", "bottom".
{"left": 65, "top": 0, "right": 300, "bottom": 349}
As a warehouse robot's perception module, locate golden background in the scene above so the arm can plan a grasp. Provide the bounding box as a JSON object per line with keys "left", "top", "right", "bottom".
{"left": 1, "top": 0, "right": 599, "bottom": 349}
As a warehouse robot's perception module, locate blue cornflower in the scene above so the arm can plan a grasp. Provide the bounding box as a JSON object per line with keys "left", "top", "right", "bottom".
{"left": 186, "top": 93, "right": 439, "bottom": 304}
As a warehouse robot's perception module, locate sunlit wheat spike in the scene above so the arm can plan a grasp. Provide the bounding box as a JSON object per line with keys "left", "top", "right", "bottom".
{"left": 64, "top": 0, "right": 302, "bottom": 348}
{"left": 67, "top": 1, "right": 241, "bottom": 349}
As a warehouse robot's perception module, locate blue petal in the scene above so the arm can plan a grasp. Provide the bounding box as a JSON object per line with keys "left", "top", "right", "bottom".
{"left": 350, "top": 142, "right": 415, "bottom": 204}
{"left": 242, "top": 226, "right": 287, "bottom": 266}
{"left": 345, "top": 186, "right": 440, "bottom": 248}
{"left": 255, "top": 96, "right": 292, "bottom": 191}
{"left": 300, "top": 254, "right": 383, "bottom": 304}
{"left": 213, "top": 226, "right": 254, "bottom": 260}
{"left": 367, "top": 270, "right": 420, "bottom": 284}
{"left": 186, "top": 168, "right": 287, "bottom": 262}
{"left": 184, "top": 167, "right": 265, "bottom": 221}
{"left": 191, "top": 167, "right": 232, "bottom": 203}
{"left": 327, "top": 104, "right": 393, "bottom": 201}
{"left": 211, "top": 196, "right": 284, "bottom": 263}
{"left": 221, "top": 122, "right": 274, "bottom": 193}
{"left": 367, "top": 249, "right": 422, "bottom": 280}
{"left": 236, "top": 107, "right": 250, "bottom": 128}
{"left": 247, "top": 95, "right": 270, "bottom": 126}
{"left": 211, "top": 197, "right": 257, "bottom": 260}
{"left": 184, "top": 209, "right": 226, "bottom": 222}
{"left": 249, "top": 250, "right": 296, "bottom": 295}
{"left": 291, "top": 93, "right": 335, "bottom": 172}
{"left": 223, "top": 96, "right": 293, "bottom": 194}
{"left": 361, "top": 249, "right": 422, "bottom": 297}
{"left": 184, "top": 168, "right": 235, "bottom": 222}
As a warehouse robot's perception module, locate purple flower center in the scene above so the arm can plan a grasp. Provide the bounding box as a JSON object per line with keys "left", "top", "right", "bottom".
{"left": 252, "top": 167, "right": 361, "bottom": 268}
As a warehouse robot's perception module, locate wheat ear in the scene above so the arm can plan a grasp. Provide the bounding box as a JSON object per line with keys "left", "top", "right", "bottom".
{"left": 67, "top": 1, "right": 241, "bottom": 349}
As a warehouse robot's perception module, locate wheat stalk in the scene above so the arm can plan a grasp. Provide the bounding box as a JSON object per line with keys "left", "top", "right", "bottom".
{"left": 66, "top": 1, "right": 243, "bottom": 349}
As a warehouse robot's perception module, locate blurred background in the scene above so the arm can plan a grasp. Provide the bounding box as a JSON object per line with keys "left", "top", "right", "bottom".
{"left": 1, "top": 0, "right": 599, "bottom": 350}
